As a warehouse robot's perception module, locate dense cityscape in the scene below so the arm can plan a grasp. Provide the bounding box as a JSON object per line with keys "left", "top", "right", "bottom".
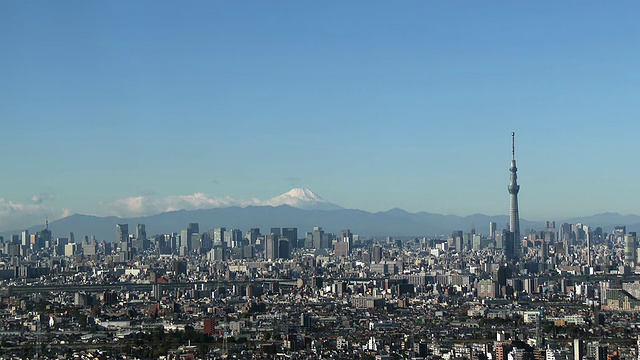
{"left": 1, "top": 135, "right": 640, "bottom": 359}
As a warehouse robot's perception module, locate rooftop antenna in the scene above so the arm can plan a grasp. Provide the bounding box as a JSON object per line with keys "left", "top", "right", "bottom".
{"left": 45, "top": 218, "right": 49, "bottom": 230}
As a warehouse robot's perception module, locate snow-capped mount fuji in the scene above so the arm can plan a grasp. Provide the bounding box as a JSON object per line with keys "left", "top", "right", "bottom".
{"left": 266, "top": 188, "right": 343, "bottom": 210}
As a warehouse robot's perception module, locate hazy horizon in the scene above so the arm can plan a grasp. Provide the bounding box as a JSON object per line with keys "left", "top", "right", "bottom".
{"left": 3, "top": 187, "right": 640, "bottom": 234}
{"left": 2, "top": 2, "right": 640, "bottom": 230}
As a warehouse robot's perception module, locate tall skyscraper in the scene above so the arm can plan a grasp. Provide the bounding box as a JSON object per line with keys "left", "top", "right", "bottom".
{"left": 282, "top": 228, "right": 298, "bottom": 249}
{"left": 246, "top": 228, "right": 261, "bottom": 245}
{"left": 136, "top": 224, "right": 147, "bottom": 241}
{"left": 278, "top": 237, "right": 290, "bottom": 259}
{"left": 265, "top": 233, "right": 279, "bottom": 261}
{"left": 452, "top": 230, "right": 464, "bottom": 251}
{"left": 181, "top": 223, "right": 200, "bottom": 251}
{"left": 585, "top": 225, "right": 592, "bottom": 267}
{"left": 625, "top": 233, "right": 637, "bottom": 266}
{"left": 36, "top": 219, "right": 52, "bottom": 249}
{"left": 372, "top": 244, "right": 383, "bottom": 263}
{"left": 116, "top": 223, "right": 131, "bottom": 260}
{"left": 270, "top": 228, "right": 282, "bottom": 237}
{"left": 21, "top": 230, "right": 29, "bottom": 247}
{"left": 340, "top": 229, "right": 353, "bottom": 252}
{"left": 489, "top": 222, "right": 497, "bottom": 240}
{"left": 225, "top": 229, "right": 243, "bottom": 248}
{"left": 508, "top": 132, "right": 521, "bottom": 259}
{"left": 180, "top": 229, "right": 190, "bottom": 251}
{"left": 116, "top": 224, "right": 129, "bottom": 243}
{"left": 212, "top": 227, "right": 225, "bottom": 247}
{"left": 312, "top": 227, "right": 324, "bottom": 249}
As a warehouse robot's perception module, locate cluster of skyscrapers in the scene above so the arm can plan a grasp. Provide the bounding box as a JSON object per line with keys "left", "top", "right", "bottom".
{"left": 110, "top": 222, "right": 356, "bottom": 264}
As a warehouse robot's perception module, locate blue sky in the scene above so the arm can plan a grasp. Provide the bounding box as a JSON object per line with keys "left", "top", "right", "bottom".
{"left": 1, "top": 1, "right": 640, "bottom": 230}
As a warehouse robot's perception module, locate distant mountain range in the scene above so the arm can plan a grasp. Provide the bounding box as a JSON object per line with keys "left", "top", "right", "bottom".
{"left": 2, "top": 189, "right": 640, "bottom": 241}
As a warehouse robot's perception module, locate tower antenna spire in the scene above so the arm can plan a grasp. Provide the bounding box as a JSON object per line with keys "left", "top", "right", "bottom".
{"left": 507, "top": 131, "right": 521, "bottom": 261}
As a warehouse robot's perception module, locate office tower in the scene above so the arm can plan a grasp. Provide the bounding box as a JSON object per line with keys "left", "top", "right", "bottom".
{"left": 585, "top": 226, "right": 592, "bottom": 267}
{"left": 334, "top": 230, "right": 353, "bottom": 257}
{"left": 614, "top": 226, "right": 626, "bottom": 242}
{"left": 282, "top": 227, "right": 298, "bottom": 249}
{"left": 225, "top": 229, "right": 243, "bottom": 248}
{"left": 573, "top": 223, "right": 585, "bottom": 243}
{"left": 464, "top": 233, "right": 472, "bottom": 250}
{"left": 116, "top": 224, "right": 129, "bottom": 243}
{"left": 55, "top": 237, "right": 68, "bottom": 256}
{"left": 65, "top": 243, "right": 78, "bottom": 257}
{"left": 495, "top": 231, "right": 505, "bottom": 250}
{"left": 372, "top": 244, "right": 383, "bottom": 263}
{"left": 132, "top": 224, "right": 147, "bottom": 253}
{"left": 265, "top": 233, "right": 279, "bottom": 260}
{"left": 305, "top": 232, "right": 313, "bottom": 248}
{"left": 278, "top": 237, "right": 290, "bottom": 259}
{"left": 560, "top": 223, "right": 573, "bottom": 243}
{"left": 35, "top": 219, "right": 52, "bottom": 249}
{"left": 136, "top": 224, "right": 147, "bottom": 241}
{"left": 341, "top": 229, "right": 353, "bottom": 250}
{"left": 247, "top": 228, "right": 261, "bottom": 245}
{"left": 212, "top": 227, "right": 226, "bottom": 247}
{"left": 198, "top": 231, "right": 211, "bottom": 251}
{"left": 116, "top": 223, "right": 132, "bottom": 260}
{"left": 544, "top": 222, "right": 557, "bottom": 243}
{"left": 323, "top": 232, "right": 334, "bottom": 249}
{"left": 180, "top": 229, "right": 189, "bottom": 252}
{"left": 472, "top": 234, "right": 482, "bottom": 250}
{"left": 312, "top": 227, "right": 324, "bottom": 249}
{"left": 541, "top": 240, "right": 549, "bottom": 261}
{"left": 69, "top": 232, "right": 75, "bottom": 244}
{"left": 182, "top": 223, "right": 199, "bottom": 251}
{"left": 489, "top": 222, "right": 497, "bottom": 240}
{"left": 334, "top": 241, "right": 349, "bottom": 257}
{"left": 452, "top": 230, "right": 464, "bottom": 251}
{"left": 29, "top": 234, "right": 37, "bottom": 248}
{"left": 188, "top": 223, "right": 199, "bottom": 247}
{"left": 37, "top": 229, "right": 51, "bottom": 249}
{"left": 625, "top": 233, "right": 637, "bottom": 266}
{"left": 504, "top": 230, "right": 515, "bottom": 261}
{"left": 21, "top": 230, "right": 29, "bottom": 247}
{"left": 507, "top": 132, "right": 521, "bottom": 259}
{"left": 270, "top": 228, "right": 281, "bottom": 237}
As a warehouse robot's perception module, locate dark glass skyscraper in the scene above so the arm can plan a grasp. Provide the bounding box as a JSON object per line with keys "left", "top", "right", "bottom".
{"left": 282, "top": 228, "right": 298, "bottom": 248}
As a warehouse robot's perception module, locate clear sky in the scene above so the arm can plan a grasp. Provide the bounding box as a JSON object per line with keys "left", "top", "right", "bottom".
{"left": 1, "top": 1, "right": 640, "bottom": 231}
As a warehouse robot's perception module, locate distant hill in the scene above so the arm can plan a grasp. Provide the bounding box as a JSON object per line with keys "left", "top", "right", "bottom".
{"left": 2, "top": 205, "right": 545, "bottom": 241}
{"left": 559, "top": 212, "right": 640, "bottom": 233}
{"left": 4, "top": 204, "right": 640, "bottom": 242}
